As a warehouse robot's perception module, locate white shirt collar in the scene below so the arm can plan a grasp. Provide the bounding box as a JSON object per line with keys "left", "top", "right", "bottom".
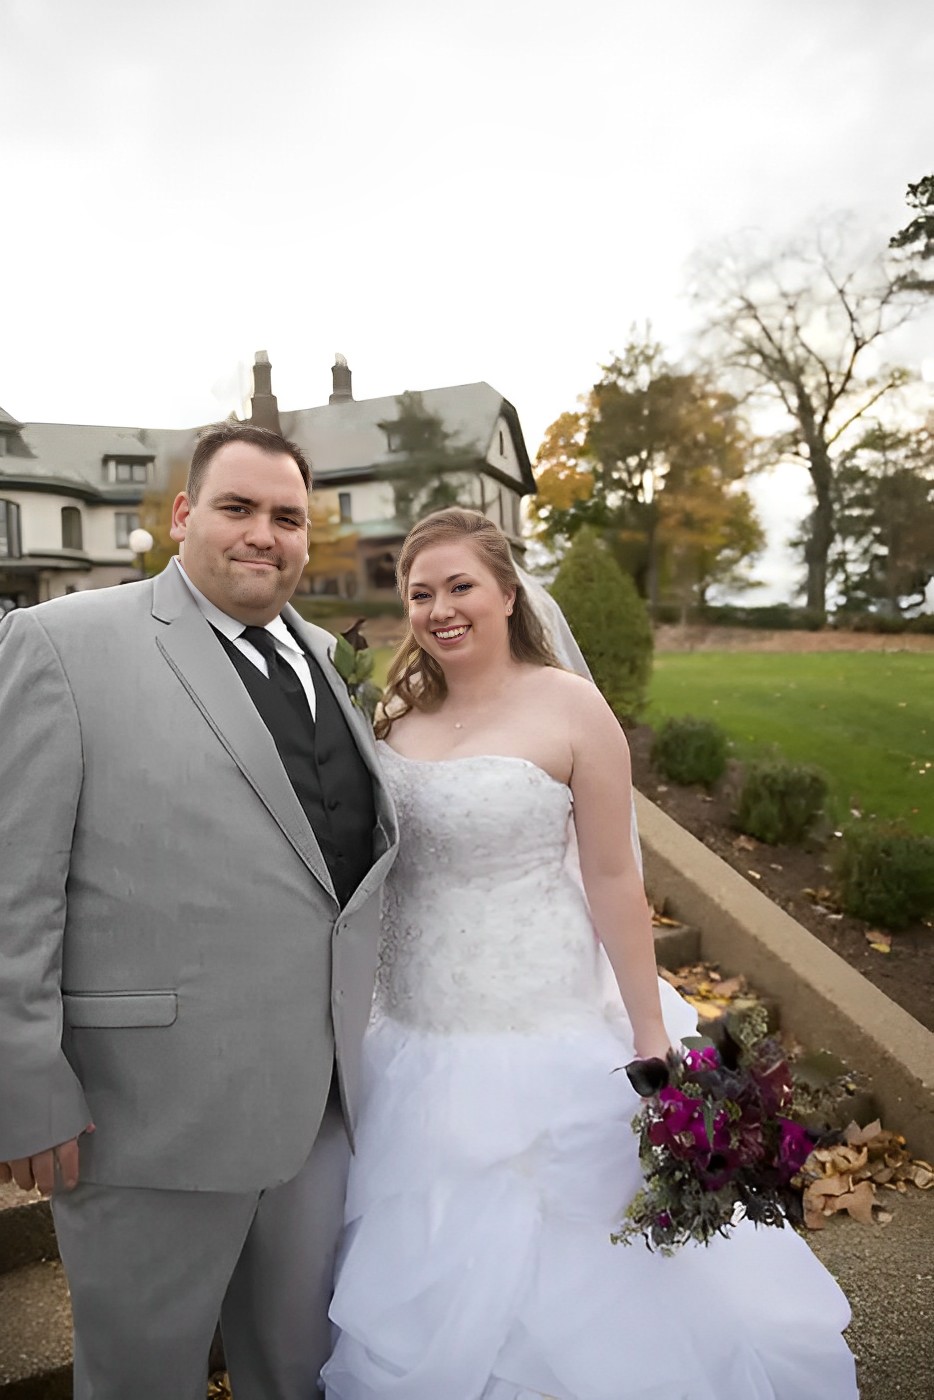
{"left": 172, "top": 556, "right": 301, "bottom": 652}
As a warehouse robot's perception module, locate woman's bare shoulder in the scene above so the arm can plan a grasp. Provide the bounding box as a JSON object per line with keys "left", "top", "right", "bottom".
{"left": 533, "top": 664, "right": 610, "bottom": 711}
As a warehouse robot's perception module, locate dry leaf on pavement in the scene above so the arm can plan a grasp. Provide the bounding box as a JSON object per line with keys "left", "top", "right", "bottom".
{"left": 797, "top": 1119, "right": 933, "bottom": 1228}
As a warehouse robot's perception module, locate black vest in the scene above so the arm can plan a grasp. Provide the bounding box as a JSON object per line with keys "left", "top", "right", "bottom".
{"left": 216, "top": 628, "right": 376, "bottom": 907}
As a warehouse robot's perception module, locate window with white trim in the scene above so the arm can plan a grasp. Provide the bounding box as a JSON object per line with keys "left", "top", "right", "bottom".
{"left": 62, "top": 506, "right": 83, "bottom": 551}
{"left": 0, "top": 500, "right": 22, "bottom": 558}
{"left": 115, "top": 512, "right": 140, "bottom": 548}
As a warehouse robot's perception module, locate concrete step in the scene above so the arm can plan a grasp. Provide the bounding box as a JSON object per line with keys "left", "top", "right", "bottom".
{"left": 652, "top": 921, "right": 700, "bottom": 970}
{"left": 0, "top": 1186, "right": 57, "bottom": 1274}
{"left": 0, "top": 1260, "right": 72, "bottom": 1399}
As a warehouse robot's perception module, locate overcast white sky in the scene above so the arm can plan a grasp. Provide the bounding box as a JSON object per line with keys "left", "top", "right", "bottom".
{"left": 2, "top": 0, "right": 933, "bottom": 598}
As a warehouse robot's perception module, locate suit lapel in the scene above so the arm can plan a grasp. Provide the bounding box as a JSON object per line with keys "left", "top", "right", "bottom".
{"left": 152, "top": 566, "right": 338, "bottom": 899}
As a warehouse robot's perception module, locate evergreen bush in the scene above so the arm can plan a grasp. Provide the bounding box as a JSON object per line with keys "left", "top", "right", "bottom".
{"left": 697, "top": 604, "right": 826, "bottom": 631}
{"left": 735, "top": 760, "right": 828, "bottom": 845}
{"left": 292, "top": 597, "right": 404, "bottom": 621}
{"left": 844, "top": 611, "right": 910, "bottom": 633}
{"left": 651, "top": 717, "right": 729, "bottom": 788}
{"left": 550, "top": 528, "right": 653, "bottom": 720}
{"left": 835, "top": 825, "right": 934, "bottom": 930}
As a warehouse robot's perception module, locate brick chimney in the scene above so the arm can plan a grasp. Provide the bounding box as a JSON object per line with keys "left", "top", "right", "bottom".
{"left": 329, "top": 352, "right": 353, "bottom": 404}
{"left": 250, "top": 350, "right": 281, "bottom": 433}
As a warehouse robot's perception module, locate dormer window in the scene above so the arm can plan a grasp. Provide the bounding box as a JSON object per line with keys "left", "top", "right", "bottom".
{"left": 102, "top": 456, "right": 152, "bottom": 485}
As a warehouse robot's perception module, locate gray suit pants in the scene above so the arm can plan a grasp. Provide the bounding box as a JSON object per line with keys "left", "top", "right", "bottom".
{"left": 51, "top": 1096, "right": 350, "bottom": 1400}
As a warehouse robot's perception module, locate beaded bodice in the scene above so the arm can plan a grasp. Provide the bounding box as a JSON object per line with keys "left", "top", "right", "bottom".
{"left": 374, "top": 746, "right": 604, "bottom": 1033}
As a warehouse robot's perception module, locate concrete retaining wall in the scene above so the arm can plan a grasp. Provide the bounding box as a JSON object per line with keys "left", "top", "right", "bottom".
{"left": 636, "top": 791, "right": 934, "bottom": 1163}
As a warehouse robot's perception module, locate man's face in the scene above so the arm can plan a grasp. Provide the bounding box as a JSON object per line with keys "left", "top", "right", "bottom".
{"left": 170, "top": 442, "right": 310, "bottom": 624}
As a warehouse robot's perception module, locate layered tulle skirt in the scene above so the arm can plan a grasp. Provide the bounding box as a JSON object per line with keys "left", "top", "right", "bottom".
{"left": 322, "top": 993, "right": 857, "bottom": 1399}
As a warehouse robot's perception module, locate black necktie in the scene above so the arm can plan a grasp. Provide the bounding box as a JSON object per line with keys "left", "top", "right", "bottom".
{"left": 239, "top": 626, "right": 302, "bottom": 695}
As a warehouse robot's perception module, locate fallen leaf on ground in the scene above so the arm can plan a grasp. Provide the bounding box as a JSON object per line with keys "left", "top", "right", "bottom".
{"left": 864, "top": 930, "right": 892, "bottom": 953}
{"left": 688, "top": 1000, "right": 730, "bottom": 1021}
{"left": 797, "top": 1119, "right": 932, "bottom": 1228}
{"left": 713, "top": 975, "right": 746, "bottom": 999}
{"left": 650, "top": 907, "right": 685, "bottom": 928}
{"left": 733, "top": 834, "right": 758, "bottom": 851}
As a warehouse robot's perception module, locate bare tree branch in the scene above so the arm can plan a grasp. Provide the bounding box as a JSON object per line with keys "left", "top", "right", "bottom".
{"left": 690, "top": 224, "right": 923, "bottom": 611}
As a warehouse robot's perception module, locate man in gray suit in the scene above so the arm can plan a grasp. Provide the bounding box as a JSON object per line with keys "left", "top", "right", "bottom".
{"left": 0, "top": 423, "right": 398, "bottom": 1399}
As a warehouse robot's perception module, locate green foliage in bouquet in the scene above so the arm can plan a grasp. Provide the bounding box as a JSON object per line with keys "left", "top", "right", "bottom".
{"left": 549, "top": 527, "right": 653, "bottom": 721}
{"left": 651, "top": 716, "right": 728, "bottom": 789}
{"left": 735, "top": 760, "right": 828, "bottom": 846}
{"left": 835, "top": 824, "right": 934, "bottom": 931}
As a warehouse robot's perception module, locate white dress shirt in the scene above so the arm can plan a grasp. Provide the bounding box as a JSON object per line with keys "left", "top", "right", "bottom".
{"left": 173, "top": 556, "right": 317, "bottom": 719}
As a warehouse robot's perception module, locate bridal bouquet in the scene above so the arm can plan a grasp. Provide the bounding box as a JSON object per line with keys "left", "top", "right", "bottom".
{"left": 612, "top": 1038, "right": 814, "bottom": 1256}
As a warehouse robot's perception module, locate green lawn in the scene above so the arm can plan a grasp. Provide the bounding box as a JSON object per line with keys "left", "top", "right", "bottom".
{"left": 372, "top": 646, "right": 395, "bottom": 690}
{"left": 646, "top": 652, "right": 934, "bottom": 835}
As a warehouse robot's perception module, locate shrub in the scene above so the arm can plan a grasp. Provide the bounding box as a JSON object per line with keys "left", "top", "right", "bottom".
{"left": 550, "top": 528, "right": 653, "bottom": 720}
{"left": 843, "top": 611, "right": 910, "bottom": 634}
{"left": 735, "top": 760, "right": 828, "bottom": 845}
{"left": 906, "top": 613, "right": 934, "bottom": 634}
{"left": 697, "top": 604, "right": 826, "bottom": 631}
{"left": 835, "top": 825, "right": 934, "bottom": 930}
{"left": 651, "top": 716, "right": 729, "bottom": 788}
{"left": 292, "top": 597, "right": 404, "bottom": 621}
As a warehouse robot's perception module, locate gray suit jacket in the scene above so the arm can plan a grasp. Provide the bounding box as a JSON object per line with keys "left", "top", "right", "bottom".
{"left": 0, "top": 564, "right": 398, "bottom": 1191}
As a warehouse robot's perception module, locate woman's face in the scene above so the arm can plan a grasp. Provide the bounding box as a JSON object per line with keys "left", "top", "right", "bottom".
{"left": 406, "top": 538, "right": 515, "bottom": 669}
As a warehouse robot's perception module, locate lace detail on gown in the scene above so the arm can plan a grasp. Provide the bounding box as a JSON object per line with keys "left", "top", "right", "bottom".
{"left": 374, "top": 750, "right": 605, "bottom": 1033}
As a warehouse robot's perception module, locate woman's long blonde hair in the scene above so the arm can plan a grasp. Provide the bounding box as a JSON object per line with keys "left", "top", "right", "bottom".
{"left": 375, "top": 507, "right": 560, "bottom": 739}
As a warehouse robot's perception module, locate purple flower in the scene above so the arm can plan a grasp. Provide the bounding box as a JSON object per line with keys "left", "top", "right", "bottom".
{"left": 776, "top": 1118, "right": 814, "bottom": 1181}
{"left": 748, "top": 1050, "right": 795, "bottom": 1116}
{"left": 697, "top": 1150, "right": 741, "bottom": 1192}
{"left": 684, "top": 1046, "right": 721, "bottom": 1073}
{"left": 733, "top": 1119, "right": 766, "bottom": 1168}
{"left": 655, "top": 1211, "right": 672, "bottom": 1229}
{"left": 648, "top": 1087, "right": 733, "bottom": 1165}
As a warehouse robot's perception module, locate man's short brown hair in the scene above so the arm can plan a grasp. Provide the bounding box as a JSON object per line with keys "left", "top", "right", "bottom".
{"left": 187, "top": 423, "right": 312, "bottom": 502}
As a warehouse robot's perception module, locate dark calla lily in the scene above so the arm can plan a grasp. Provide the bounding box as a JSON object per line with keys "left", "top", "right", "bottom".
{"left": 624, "top": 1056, "right": 671, "bottom": 1097}
{"left": 340, "top": 619, "right": 370, "bottom": 652}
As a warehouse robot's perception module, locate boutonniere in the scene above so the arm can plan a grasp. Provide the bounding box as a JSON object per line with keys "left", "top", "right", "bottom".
{"left": 332, "top": 619, "right": 383, "bottom": 725}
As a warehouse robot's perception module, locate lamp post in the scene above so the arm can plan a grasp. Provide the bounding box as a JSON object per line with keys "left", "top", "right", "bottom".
{"left": 128, "top": 527, "right": 154, "bottom": 580}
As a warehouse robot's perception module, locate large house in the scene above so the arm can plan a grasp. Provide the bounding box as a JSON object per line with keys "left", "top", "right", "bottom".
{"left": 0, "top": 354, "right": 537, "bottom": 608}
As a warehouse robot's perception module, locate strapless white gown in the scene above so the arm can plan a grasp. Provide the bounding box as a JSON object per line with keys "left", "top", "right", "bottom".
{"left": 321, "top": 749, "right": 858, "bottom": 1399}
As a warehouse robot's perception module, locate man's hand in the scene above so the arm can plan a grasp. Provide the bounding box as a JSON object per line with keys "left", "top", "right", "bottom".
{"left": 1, "top": 1127, "right": 93, "bottom": 1196}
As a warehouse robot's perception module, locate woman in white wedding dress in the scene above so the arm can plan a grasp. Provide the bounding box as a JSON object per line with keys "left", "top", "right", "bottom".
{"left": 321, "top": 508, "right": 858, "bottom": 1400}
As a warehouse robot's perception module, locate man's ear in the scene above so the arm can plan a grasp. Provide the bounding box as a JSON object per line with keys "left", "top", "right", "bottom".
{"left": 169, "top": 493, "right": 191, "bottom": 544}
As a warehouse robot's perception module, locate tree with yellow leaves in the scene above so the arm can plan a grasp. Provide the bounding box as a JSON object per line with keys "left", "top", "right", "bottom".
{"left": 531, "top": 332, "right": 763, "bottom": 616}
{"left": 304, "top": 491, "right": 360, "bottom": 595}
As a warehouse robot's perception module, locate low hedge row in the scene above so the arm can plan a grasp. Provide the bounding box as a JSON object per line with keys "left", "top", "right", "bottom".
{"left": 652, "top": 603, "right": 934, "bottom": 634}
{"left": 648, "top": 715, "right": 934, "bottom": 932}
